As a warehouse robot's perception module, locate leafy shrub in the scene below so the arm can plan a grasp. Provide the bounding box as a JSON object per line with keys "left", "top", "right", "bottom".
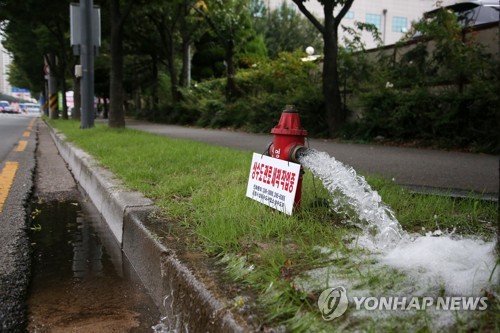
{"left": 173, "top": 51, "right": 324, "bottom": 134}
{"left": 352, "top": 82, "right": 499, "bottom": 152}
{"left": 343, "top": 4, "right": 500, "bottom": 153}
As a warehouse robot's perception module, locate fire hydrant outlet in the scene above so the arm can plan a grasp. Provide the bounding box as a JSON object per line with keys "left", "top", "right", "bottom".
{"left": 289, "top": 144, "right": 308, "bottom": 163}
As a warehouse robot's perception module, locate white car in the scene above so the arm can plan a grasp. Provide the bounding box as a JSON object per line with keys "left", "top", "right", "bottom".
{"left": 23, "top": 103, "right": 41, "bottom": 114}
{"left": 0, "top": 100, "right": 10, "bottom": 113}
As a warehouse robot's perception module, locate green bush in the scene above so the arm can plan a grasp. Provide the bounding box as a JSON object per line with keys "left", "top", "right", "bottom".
{"left": 342, "top": 5, "right": 500, "bottom": 154}
{"left": 173, "top": 51, "right": 324, "bottom": 134}
{"left": 352, "top": 82, "right": 499, "bottom": 152}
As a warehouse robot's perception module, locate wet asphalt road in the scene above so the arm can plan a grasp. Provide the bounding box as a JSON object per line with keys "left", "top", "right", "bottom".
{"left": 0, "top": 117, "right": 159, "bottom": 332}
{"left": 123, "top": 119, "right": 499, "bottom": 199}
{"left": 0, "top": 115, "right": 79, "bottom": 332}
{"left": 0, "top": 114, "right": 37, "bottom": 332}
{"left": 0, "top": 116, "right": 30, "bottom": 164}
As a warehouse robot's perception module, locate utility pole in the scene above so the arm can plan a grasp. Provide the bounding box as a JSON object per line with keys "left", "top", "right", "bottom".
{"left": 70, "top": 1, "right": 100, "bottom": 128}
{"left": 80, "top": 0, "right": 94, "bottom": 128}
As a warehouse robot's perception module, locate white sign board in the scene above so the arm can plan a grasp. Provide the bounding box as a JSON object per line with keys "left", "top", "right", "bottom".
{"left": 246, "top": 153, "right": 301, "bottom": 215}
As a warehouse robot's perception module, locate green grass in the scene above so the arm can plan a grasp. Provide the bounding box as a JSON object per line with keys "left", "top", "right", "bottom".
{"left": 48, "top": 119, "right": 498, "bottom": 332}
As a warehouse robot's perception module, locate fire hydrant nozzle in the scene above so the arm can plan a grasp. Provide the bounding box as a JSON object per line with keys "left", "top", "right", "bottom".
{"left": 289, "top": 144, "right": 308, "bottom": 164}
{"left": 267, "top": 105, "right": 308, "bottom": 209}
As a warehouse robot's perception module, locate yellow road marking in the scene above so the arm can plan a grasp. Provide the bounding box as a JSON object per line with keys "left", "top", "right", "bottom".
{"left": 0, "top": 162, "right": 19, "bottom": 213}
{"left": 23, "top": 131, "right": 30, "bottom": 137}
{"left": 15, "top": 140, "right": 28, "bottom": 152}
{"left": 27, "top": 118, "right": 36, "bottom": 130}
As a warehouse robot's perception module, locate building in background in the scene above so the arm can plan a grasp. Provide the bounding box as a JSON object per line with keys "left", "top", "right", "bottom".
{"left": 267, "top": 0, "right": 446, "bottom": 49}
{"left": 0, "top": 37, "right": 35, "bottom": 101}
{"left": 0, "top": 39, "right": 13, "bottom": 95}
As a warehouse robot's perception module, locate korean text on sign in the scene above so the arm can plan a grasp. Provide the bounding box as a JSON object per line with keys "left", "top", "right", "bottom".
{"left": 246, "top": 153, "right": 301, "bottom": 215}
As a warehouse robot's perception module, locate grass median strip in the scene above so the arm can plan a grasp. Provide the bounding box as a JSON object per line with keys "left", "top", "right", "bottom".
{"left": 48, "top": 119, "right": 498, "bottom": 332}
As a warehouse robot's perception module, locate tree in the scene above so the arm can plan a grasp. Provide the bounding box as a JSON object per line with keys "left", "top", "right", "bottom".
{"left": 94, "top": 50, "right": 111, "bottom": 118}
{"left": 292, "top": 0, "right": 354, "bottom": 136}
{"left": 178, "top": 0, "right": 205, "bottom": 89}
{"left": 194, "top": 0, "right": 254, "bottom": 100}
{"left": 1, "top": 22, "right": 45, "bottom": 93}
{"left": 108, "top": 0, "right": 135, "bottom": 128}
{"left": 123, "top": 0, "right": 206, "bottom": 119}
{"left": 410, "top": 6, "right": 485, "bottom": 92}
{"left": 191, "top": 32, "right": 226, "bottom": 80}
{"left": 125, "top": 7, "right": 163, "bottom": 114}
{"left": 0, "top": 0, "right": 77, "bottom": 119}
{"left": 134, "top": 0, "right": 200, "bottom": 103}
{"left": 253, "top": 1, "right": 322, "bottom": 58}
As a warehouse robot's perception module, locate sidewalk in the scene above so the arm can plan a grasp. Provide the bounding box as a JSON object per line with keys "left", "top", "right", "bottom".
{"left": 35, "top": 121, "right": 79, "bottom": 201}
{"left": 119, "top": 118, "right": 498, "bottom": 200}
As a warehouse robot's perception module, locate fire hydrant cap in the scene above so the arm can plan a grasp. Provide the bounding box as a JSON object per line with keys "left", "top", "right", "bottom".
{"left": 271, "top": 105, "right": 308, "bottom": 136}
{"left": 283, "top": 105, "right": 298, "bottom": 113}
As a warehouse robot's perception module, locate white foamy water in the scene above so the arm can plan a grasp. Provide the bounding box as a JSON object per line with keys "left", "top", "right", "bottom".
{"left": 382, "top": 234, "right": 498, "bottom": 295}
{"left": 298, "top": 149, "right": 498, "bottom": 296}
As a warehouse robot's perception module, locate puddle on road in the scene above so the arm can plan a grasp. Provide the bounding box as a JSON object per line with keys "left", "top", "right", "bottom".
{"left": 27, "top": 198, "right": 159, "bottom": 333}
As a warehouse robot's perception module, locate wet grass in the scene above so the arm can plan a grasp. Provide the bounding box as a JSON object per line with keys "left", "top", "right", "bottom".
{"left": 369, "top": 177, "right": 498, "bottom": 237}
{"left": 48, "top": 119, "right": 498, "bottom": 332}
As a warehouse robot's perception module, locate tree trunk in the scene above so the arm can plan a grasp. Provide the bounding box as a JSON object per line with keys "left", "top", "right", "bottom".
{"left": 134, "top": 87, "right": 142, "bottom": 114}
{"left": 103, "top": 98, "right": 109, "bottom": 119}
{"left": 168, "top": 46, "right": 179, "bottom": 103}
{"left": 108, "top": 0, "right": 131, "bottom": 128}
{"left": 225, "top": 40, "right": 236, "bottom": 100}
{"left": 73, "top": 77, "right": 81, "bottom": 120}
{"left": 292, "top": 0, "right": 353, "bottom": 137}
{"left": 178, "top": 3, "right": 190, "bottom": 90}
{"left": 61, "top": 75, "right": 68, "bottom": 119}
{"left": 179, "top": 34, "right": 191, "bottom": 89}
{"left": 54, "top": 22, "right": 70, "bottom": 120}
{"left": 323, "top": 6, "right": 344, "bottom": 136}
{"left": 151, "top": 54, "right": 159, "bottom": 112}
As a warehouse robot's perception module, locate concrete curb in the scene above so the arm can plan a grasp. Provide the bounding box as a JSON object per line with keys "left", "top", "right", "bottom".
{"left": 48, "top": 128, "right": 152, "bottom": 243}
{"left": 47, "top": 125, "right": 250, "bottom": 332}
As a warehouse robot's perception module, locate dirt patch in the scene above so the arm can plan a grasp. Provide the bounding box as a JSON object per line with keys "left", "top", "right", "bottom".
{"left": 27, "top": 277, "right": 148, "bottom": 333}
{"left": 27, "top": 273, "right": 156, "bottom": 333}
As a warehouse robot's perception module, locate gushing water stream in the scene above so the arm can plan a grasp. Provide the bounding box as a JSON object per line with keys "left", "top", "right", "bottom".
{"left": 299, "top": 149, "right": 406, "bottom": 251}
{"left": 298, "top": 149, "right": 498, "bottom": 297}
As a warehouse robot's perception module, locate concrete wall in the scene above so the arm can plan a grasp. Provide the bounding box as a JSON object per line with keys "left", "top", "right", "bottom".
{"left": 365, "top": 22, "right": 499, "bottom": 61}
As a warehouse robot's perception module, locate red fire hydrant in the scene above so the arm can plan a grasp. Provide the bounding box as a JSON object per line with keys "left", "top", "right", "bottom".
{"left": 267, "top": 105, "right": 308, "bottom": 209}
